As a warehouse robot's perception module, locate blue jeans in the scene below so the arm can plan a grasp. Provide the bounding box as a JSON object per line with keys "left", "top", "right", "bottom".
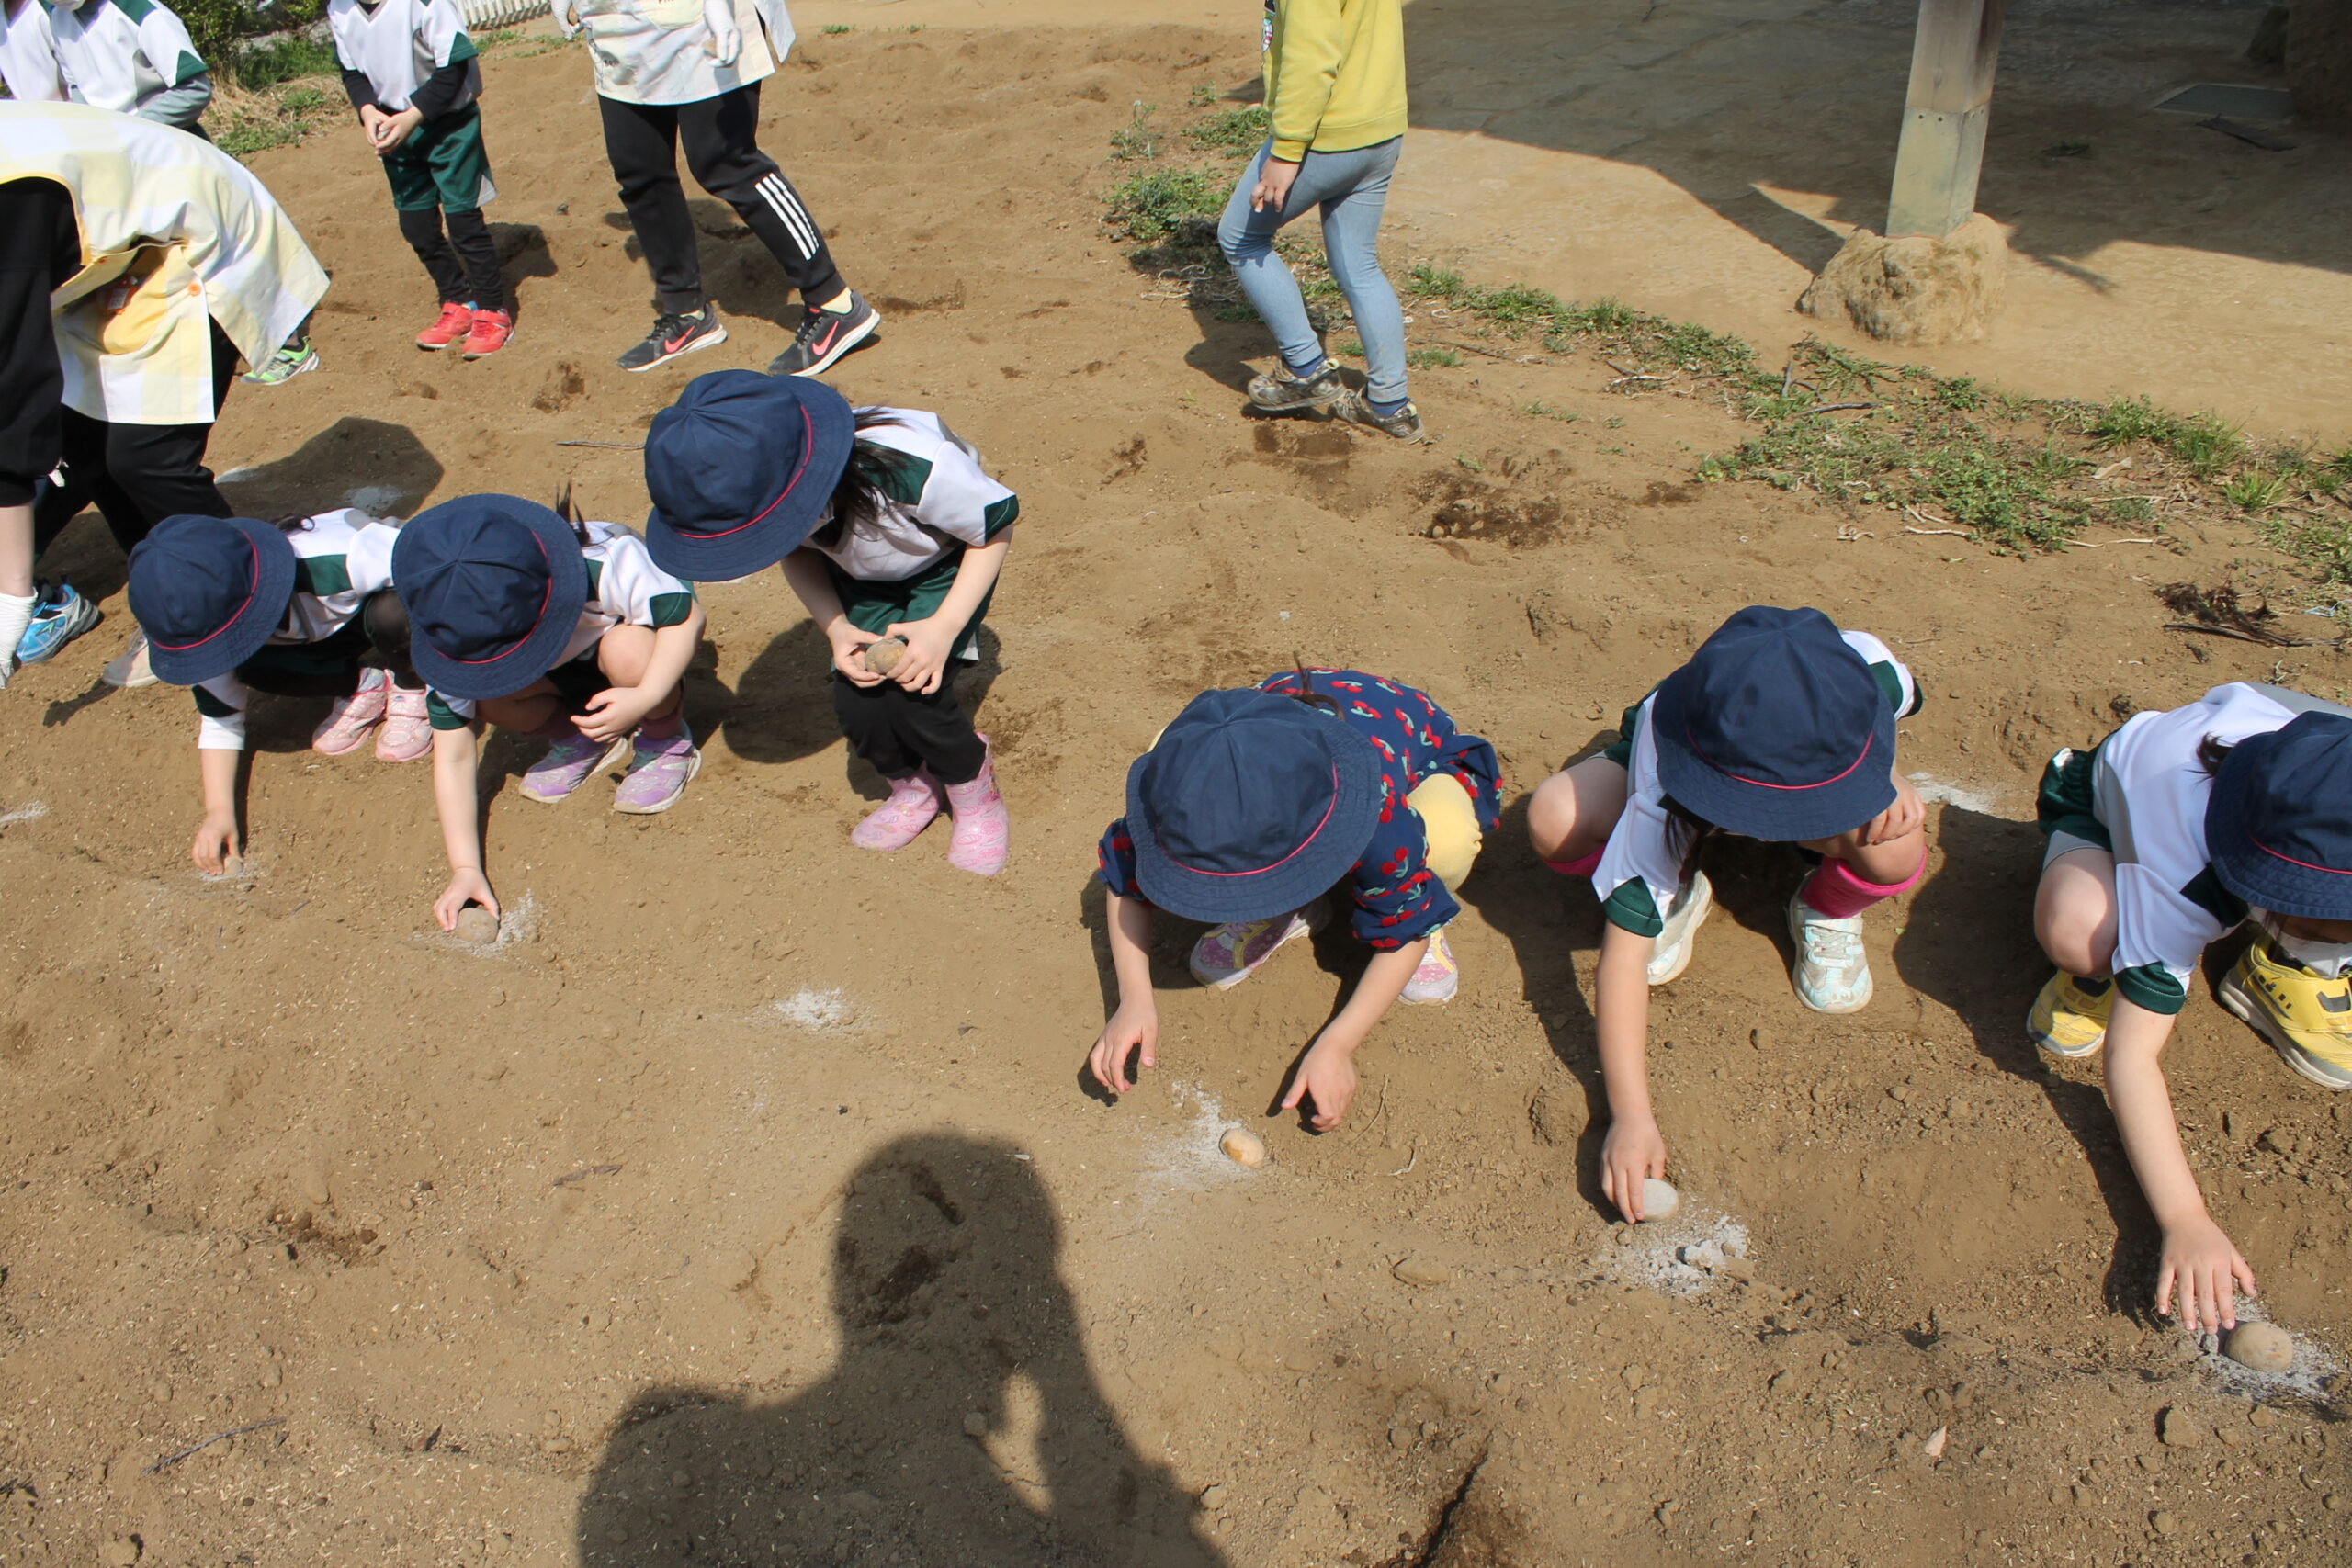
{"left": 1217, "top": 137, "right": 1408, "bottom": 405}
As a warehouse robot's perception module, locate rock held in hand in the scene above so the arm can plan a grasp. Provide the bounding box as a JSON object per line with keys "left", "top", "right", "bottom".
{"left": 864, "top": 637, "right": 909, "bottom": 677}
{"left": 221, "top": 854, "right": 246, "bottom": 880}
{"left": 1639, "top": 1178, "right": 1680, "bottom": 1221}
{"left": 2223, "top": 1321, "right": 2294, "bottom": 1374}
{"left": 1219, "top": 1126, "right": 1266, "bottom": 1168}
{"left": 455, "top": 905, "right": 500, "bottom": 945}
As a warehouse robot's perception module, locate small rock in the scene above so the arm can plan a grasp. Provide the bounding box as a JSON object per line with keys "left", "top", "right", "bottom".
{"left": 1922, "top": 1426, "right": 1948, "bottom": 1460}
{"left": 2223, "top": 1322, "right": 2294, "bottom": 1374}
{"left": 1393, "top": 1258, "right": 1452, "bottom": 1288}
{"left": 2248, "top": 1404, "right": 2277, "bottom": 1427}
{"left": 220, "top": 855, "right": 246, "bottom": 880}
{"left": 2325, "top": 1493, "right": 2344, "bottom": 1512}
{"left": 2158, "top": 1406, "right": 2202, "bottom": 1448}
{"left": 1218, "top": 1127, "right": 1266, "bottom": 1168}
{"left": 863, "top": 637, "right": 909, "bottom": 677}
{"left": 99, "top": 1538, "right": 141, "bottom": 1568}
{"left": 147, "top": 1381, "right": 171, "bottom": 1403}
{"left": 1199, "top": 1483, "right": 1227, "bottom": 1508}
{"left": 2151, "top": 1509, "right": 2177, "bottom": 1537}
{"left": 454, "top": 905, "right": 500, "bottom": 944}
{"left": 962, "top": 1412, "right": 989, "bottom": 1438}
{"left": 1639, "top": 1178, "right": 1679, "bottom": 1221}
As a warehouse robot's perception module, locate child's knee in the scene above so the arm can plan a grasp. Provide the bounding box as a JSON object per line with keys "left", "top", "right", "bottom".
{"left": 2034, "top": 877, "right": 2114, "bottom": 974}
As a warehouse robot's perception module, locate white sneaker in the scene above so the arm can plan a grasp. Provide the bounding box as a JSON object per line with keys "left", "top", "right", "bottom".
{"left": 1399, "top": 925, "right": 1460, "bottom": 1004}
{"left": 1646, "top": 871, "right": 1713, "bottom": 986}
{"left": 102, "top": 627, "right": 154, "bottom": 689}
{"left": 1787, "top": 889, "right": 1873, "bottom": 1013}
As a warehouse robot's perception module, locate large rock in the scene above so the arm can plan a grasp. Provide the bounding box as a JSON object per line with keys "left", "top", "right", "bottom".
{"left": 1797, "top": 213, "right": 2008, "bottom": 346}
{"left": 2290, "top": 0, "right": 2352, "bottom": 120}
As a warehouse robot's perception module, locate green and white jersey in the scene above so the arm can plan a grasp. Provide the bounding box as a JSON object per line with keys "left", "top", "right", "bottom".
{"left": 808, "top": 407, "right": 1020, "bottom": 583}
{"left": 426, "top": 520, "right": 696, "bottom": 728}
{"left": 192, "top": 508, "right": 398, "bottom": 750}
{"left": 578, "top": 0, "right": 779, "bottom": 107}
{"left": 0, "top": 1, "right": 67, "bottom": 104}
{"left": 1594, "top": 628, "right": 1920, "bottom": 937}
{"left": 48, "top": 0, "right": 206, "bottom": 118}
{"left": 327, "top": 0, "right": 479, "bottom": 114}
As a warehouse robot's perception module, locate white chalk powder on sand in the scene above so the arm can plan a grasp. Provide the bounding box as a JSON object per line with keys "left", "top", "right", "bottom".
{"left": 1135, "top": 1084, "right": 1258, "bottom": 1204}
{"left": 1592, "top": 1206, "right": 1751, "bottom": 1298}
{"left": 415, "top": 892, "right": 540, "bottom": 956}
{"left": 771, "top": 987, "right": 854, "bottom": 1032}
{"left": 1906, "top": 773, "right": 2016, "bottom": 818}
{"left": 0, "top": 801, "right": 48, "bottom": 827}
{"left": 2193, "top": 1309, "right": 2340, "bottom": 1403}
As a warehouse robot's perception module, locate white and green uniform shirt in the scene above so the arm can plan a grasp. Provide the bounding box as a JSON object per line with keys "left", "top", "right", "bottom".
{"left": 327, "top": 0, "right": 480, "bottom": 114}
{"left": 578, "top": 0, "right": 783, "bottom": 107}
{"left": 192, "top": 510, "right": 398, "bottom": 750}
{"left": 0, "top": 2, "right": 67, "bottom": 104}
{"left": 426, "top": 521, "right": 696, "bottom": 728}
{"left": 49, "top": 0, "right": 207, "bottom": 118}
{"left": 809, "top": 408, "right": 1020, "bottom": 582}
{"left": 1594, "top": 629, "right": 1921, "bottom": 937}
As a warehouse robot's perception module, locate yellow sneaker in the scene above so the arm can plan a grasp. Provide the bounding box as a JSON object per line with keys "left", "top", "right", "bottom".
{"left": 2028, "top": 971, "right": 2113, "bottom": 1058}
{"left": 2216, "top": 937, "right": 2352, "bottom": 1089}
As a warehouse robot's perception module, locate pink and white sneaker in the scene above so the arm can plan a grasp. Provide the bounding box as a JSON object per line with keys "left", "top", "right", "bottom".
{"left": 375, "top": 684, "right": 432, "bottom": 762}
{"left": 1190, "top": 903, "right": 1327, "bottom": 990}
{"left": 518, "top": 728, "right": 626, "bottom": 804}
{"left": 1399, "top": 925, "right": 1460, "bottom": 1005}
{"left": 613, "top": 728, "right": 700, "bottom": 815}
{"left": 312, "top": 672, "right": 388, "bottom": 755}
{"left": 942, "top": 736, "right": 1009, "bottom": 875}
{"left": 852, "top": 770, "right": 944, "bottom": 850}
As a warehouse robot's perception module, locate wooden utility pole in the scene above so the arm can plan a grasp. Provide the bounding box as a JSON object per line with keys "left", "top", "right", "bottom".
{"left": 1885, "top": 0, "right": 2007, "bottom": 238}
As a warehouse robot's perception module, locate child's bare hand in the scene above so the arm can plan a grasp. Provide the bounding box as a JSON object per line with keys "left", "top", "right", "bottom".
{"left": 191, "top": 810, "right": 239, "bottom": 874}
{"left": 1863, "top": 771, "right": 1925, "bottom": 846}
{"left": 1600, "top": 1115, "right": 1668, "bottom": 1221}
{"left": 881, "top": 616, "right": 956, "bottom": 695}
{"left": 2156, "top": 1215, "right": 2256, "bottom": 1333}
{"left": 373, "top": 107, "right": 424, "bottom": 152}
{"left": 1088, "top": 1003, "right": 1159, "bottom": 1095}
{"left": 828, "top": 626, "right": 885, "bottom": 687}
{"left": 1281, "top": 1036, "right": 1359, "bottom": 1131}
{"left": 435, "top": 870, "right": 498, "bottom": 931}
{"left": 577, "top": 685, "right": 656, "bottom": 743}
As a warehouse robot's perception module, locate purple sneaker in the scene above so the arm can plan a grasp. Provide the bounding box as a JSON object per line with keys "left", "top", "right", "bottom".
{"left": 614, "top": 729, "right": 701, "bottom": 815}
{"left": 518, "top": 729, "right": 627, "bottom": 804}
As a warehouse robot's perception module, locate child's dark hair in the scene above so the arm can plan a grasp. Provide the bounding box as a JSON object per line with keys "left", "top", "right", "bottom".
{"left": 552, "top": 480, "right": 593, "bottom": 547}
{"left": 1280, "top": 658, "right": 1341, "bottom": 716}
{"left": 2197, "top": 733, "right": 2235, "bottom": 776}
{"left": 361, "top": 590, "right": 422, "bottom": 690}
{"left": 808, "top": 411, "right": 921, "bottom": 551}
{"left": 269, "top": 514, "right": 313, "bottom": 535}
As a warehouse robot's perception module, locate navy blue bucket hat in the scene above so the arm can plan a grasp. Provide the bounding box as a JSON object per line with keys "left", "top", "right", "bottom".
{"left": 1126, "top": 688, "right": 1384, "bottom": 924}
{"left": 2207, "top": 711, "right": 2352, "bottom": 920}
{"left": 642, "top": 370, "right": 856, "bottom": 581}
{"left": 1650, "top": 605, "right": 1896, "bottom": 842}
{"left": 391, "top": 494, "right": 588, "bottom": 702}
{"left": 128, "top": 514, "right": 299, "bottom": 686}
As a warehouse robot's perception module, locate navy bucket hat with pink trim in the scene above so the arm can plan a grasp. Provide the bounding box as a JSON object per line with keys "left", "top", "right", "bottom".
{"left": 1126, "top": 687, "right": 1384, "bottom": 924}
{"left": 128, "top": 514, "right": 299, "bottom": 686}
{"left": 641, "top": 369, "right": 855, "bottom": 582}
{"left": 392, "top": 494, "right": 587, "bottom": 702}
{"left": 1650, "top": 605, "right": 1896, "bottom": 842}
{"left": 2207, "top": 711, "right": 2352, "bottom": 920}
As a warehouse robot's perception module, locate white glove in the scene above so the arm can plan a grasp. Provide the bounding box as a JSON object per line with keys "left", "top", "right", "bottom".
{"left": 0, "top": 591, "right": 37, "bottom": 691}
{"left": 553, "top": 0, "right": 582, "bottom": 39}
{"left": 702, "top": 0, "right": 741, "bottom": 66}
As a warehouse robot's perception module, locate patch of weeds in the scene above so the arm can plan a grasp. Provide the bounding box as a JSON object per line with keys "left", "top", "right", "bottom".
{"left": 1111, "top": 102, "right": 1161, "bottom": 162}
{"left": 823, "top": 22, "right": 852, "bottom": 33}
{"left": 1455, "top": 455, "right": 1485, "bottom": 473}
{"left": 1935, "top": 376, "right": 1985, "bottom": 412}
{"left": 1104, "top": 165, "right": 1226, "bottom": 246}
{"left": 1522, "top": 400, "right": 1577, "bottom": 423}
{"left": 2166, "top": 413, "right": 2245, "bottom": 479}
{"left": 1337, "top": 337, "right": 1364, "bottom": 358}
{"left": 1408, "top": 346, "right": 1464, "bottom": 369}
{"left": 207, "top": 28, "right": 345, "bottom": 154}
{"left": 2105, "top": 496, "right": 2156, "bottom": 523}
{"left": 1187, "top": 106, "right": 1272, "bottom": 158}
{"left": 1188, "top": 83, "right": 1220, "bottom": 108}
{"left": 1604, "top": 416, "right": 1625, "bottom": 430}
{"left": 2225, "top": 471, "right": 2288, "bottom": 513}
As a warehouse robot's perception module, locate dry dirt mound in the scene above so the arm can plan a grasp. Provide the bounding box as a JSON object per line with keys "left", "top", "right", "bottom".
{"left": 0, "top": 21, "right": 2346, "bottom": 1568}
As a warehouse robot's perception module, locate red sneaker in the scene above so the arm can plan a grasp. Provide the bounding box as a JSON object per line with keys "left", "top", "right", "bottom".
{"left": 462, "top": 309, "right": 513, "bottom": 360}
{"left": 416, "top": 302, "right": 472, "bottom": 351}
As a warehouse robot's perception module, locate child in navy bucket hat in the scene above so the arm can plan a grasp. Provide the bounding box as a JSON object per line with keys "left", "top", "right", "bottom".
{"left": 1524, "top": 606, "right": 1929, "bottom": 1222}
{"left": 1088, "top": 669, "right": 1500, "bottom": 1130}
{"left": 394, "top": 490, "right": 705, "bottom": 931}
{"left": 2027, "top": 683, "right": 2352, "bottom": 1335}
{"left": 642, "top": 371, "right": 1017, "bottom": 874}
{"left": 126, "top": 509, "right": 427, "bottom": 875}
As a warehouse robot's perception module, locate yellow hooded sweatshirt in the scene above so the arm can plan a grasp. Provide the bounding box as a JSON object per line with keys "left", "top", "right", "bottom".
{"left": 1264, "top": 0, "right": 1407, "bottom": 163}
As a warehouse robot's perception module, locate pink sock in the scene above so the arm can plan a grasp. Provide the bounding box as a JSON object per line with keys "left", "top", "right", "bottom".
{"left": 639, "top": 707, "right": 685, "bottom": 742}
{"left": 1801, "top": 852, "right": 1926, "bottom": 919}
{"left": 1544, "top": 848, "right": 1603, "bottom": 877}
{"left": 530, "top": 715, "right": 582, "bottom": 742}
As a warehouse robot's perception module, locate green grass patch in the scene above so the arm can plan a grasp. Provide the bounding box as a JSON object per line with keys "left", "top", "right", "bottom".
{"left": 1110, "top": 102, "right": 1160, "bottom": 163}
{"left": 1104, "top": 165, "right": 1226, "bottom": 249}
{"left": 218, "top": 33, "right": 339, "bottom": 90}
{"left": 1186, "top": 106, "right": 1272, "bottom": 158}
{"left": 823, "top": 22, "right": 853, "bottom": 32}
{"left": 1408, "top": 346, "right": 1464, "bottom": 369}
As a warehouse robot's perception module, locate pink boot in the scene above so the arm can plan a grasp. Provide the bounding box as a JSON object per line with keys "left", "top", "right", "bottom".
{"left": 851, "top": 770, "right": 944, "bottom": 850}
{"left": 942, "top": 736, "right": 1009, "bottom": 875}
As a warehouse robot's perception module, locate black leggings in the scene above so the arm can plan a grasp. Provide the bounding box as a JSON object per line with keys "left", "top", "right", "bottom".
{"left": 398, "top": 206, "right": 503, "bottom": 311}
{"left": 32, "top": 322, "right": 239, "bottom": 562}
{"left": 831, "top": 671, "right": 985, "bottom": 785}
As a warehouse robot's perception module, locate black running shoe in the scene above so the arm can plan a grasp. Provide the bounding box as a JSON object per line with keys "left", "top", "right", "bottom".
{"left": 768, "top": 291, "right": 880, "bottom": 378}
{"left": 619, "top": 307, "right": 728, "bottom": 373}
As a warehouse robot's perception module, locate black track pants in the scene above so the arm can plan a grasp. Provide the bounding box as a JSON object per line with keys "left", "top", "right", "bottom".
{"left": 831, "top": 671, "right": 986, "bottom": 785}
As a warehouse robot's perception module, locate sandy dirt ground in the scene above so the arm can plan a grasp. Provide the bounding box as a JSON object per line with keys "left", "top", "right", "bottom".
{"left": 2, "top": 7, "right": 2351, "bottom": 1568}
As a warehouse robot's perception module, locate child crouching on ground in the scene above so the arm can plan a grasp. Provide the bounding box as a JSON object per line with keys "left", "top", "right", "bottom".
{"left": 393, "top": 491, "right": 704, "bottom": 929}
{"left": 2030, "top": 684, "right": 2352, "bottom": 1333}
{"left": 641, "top": 371, "right": 1014, "bottom": 874}
{"left": 1088, "top": 669, "right": 1501, "bottom": 1129}
{"left": 126, "top": 510, "right": 430, "bottom": 874}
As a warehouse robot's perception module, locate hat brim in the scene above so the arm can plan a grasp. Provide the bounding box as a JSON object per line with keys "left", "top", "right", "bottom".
{"left": 1650, "top": 667, "right": 1897, "bottom": 842}
{"left": 2206, "top": 728, "right": 2352, "bottom": 920}
{"left": 1125, "top": 719, "right": 1385, "bottom": 925}
{"left": 143, "top": 516, "right": 300, "bottom": 687}
{"left": 643, "top": 379, "right": 857, "bottom": 582}
{"left": 398, "top": 503, "right": 591, "bottom": 703}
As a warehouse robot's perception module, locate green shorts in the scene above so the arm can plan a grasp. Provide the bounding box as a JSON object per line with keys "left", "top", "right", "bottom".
{"left": 2035, "top": 743, "right": 2112, "bottom": 863}
{"left": 381, "top": 103, "right": 497, "bottom": 214}
{"left": 828, "top": 547, "right": 992, "bottom": 664}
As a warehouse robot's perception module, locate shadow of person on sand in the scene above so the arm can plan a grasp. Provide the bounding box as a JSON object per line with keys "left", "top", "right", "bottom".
{"left": 1894, "top": 802, "right": 2161, "bottom": 1317}
{"left": 575, "top": 1132, "right": 1227, "bottom": 1568}
{"left": 725, "top": 623, "right": 1005, "bottom": 801}
{"left": 216, "top": 418, "right": 446, "bottom": 523}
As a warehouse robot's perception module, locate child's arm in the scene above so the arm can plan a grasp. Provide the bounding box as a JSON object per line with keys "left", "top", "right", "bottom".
{"left": 429, "top": 721, "right": 496, "bottom": 930}
{"left": 1280, "top": 936, "right": 1426, "bottom": 1131}
{"left": 2106, "top": 997, "right": 2256, "bottom": 1331}
{"left": 885, "top": 531, "right": 1012, "bottom": 696}
{"left": 780, "top": 547, "right": 888, "bottom": 688}
{"left": 579, "top": 603, "right": 707, "bottom": 744}
{"left": 193, "top": 746, "right": 241, "bottom": 873}
{"left": 1087, "top": 890, "right": 1159, "bottom": 1094}
{"left": 1595, "top": 920, "right": 1667, "bottom": 1220}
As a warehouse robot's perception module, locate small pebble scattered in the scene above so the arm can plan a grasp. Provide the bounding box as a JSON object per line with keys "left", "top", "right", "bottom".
{"left": 1218, "top": 1126, "right": 1266, "bottom": 1168}
{"left": 1639, "top": 1178, "right": 1679, "bottom": 1221}
{"left": 864, "top": 637, "right": 908, "bottom": 677}
{"left": 2222, "top": 1320, "right": 2294, "bottom": 1374}
{"left": 454, "top": 906, "right": 500, "bottom": 945}
{"left": 1393, "top": 1258, "right": 1451, "bottom": 1287}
